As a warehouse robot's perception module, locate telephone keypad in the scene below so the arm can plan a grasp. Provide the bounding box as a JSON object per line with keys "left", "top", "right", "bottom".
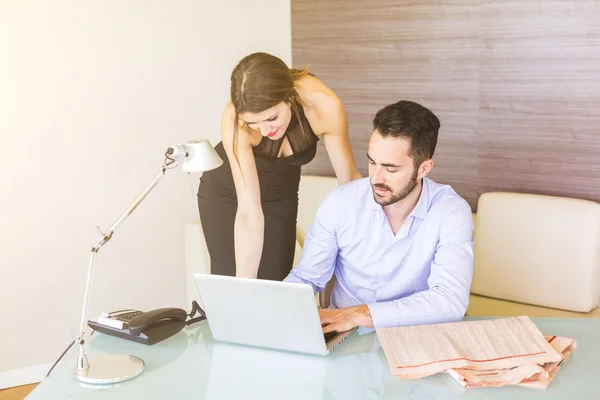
{"left": 113, "top": 311, "right": 143, "bottom": 322}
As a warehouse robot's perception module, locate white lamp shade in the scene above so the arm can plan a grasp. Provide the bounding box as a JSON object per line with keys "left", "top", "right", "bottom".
{"left": 181, "top": 139, "right": 223, "bottom": 173}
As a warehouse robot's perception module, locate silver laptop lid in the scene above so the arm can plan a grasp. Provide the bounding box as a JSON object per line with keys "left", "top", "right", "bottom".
{"left": 193, "top": 274, "right": 329, "bottom": 355}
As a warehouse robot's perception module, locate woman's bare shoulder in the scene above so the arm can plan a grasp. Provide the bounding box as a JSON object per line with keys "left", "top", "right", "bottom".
{"left": 296, "top": 74, "right": 339, "bottom": 104}
{"left": 296, "top": 74, "right": 345, "bottom": 135}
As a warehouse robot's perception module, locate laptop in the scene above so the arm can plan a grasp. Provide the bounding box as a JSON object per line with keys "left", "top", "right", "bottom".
{"left": 193, "top": 273, "right": 356, "bottom": 356}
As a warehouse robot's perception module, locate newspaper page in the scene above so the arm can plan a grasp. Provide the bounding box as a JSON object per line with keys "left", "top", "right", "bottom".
{"left": 376, "top": 316, "right": 562, "bottom": 379}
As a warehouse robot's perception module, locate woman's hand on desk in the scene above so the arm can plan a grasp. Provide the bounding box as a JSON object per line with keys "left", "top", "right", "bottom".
{"left": 320, "top": 305, "right": 374, "bottom": 333}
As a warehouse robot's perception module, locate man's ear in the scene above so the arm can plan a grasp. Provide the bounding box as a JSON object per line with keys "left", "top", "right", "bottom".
{"left": 418, "top": 159, "right": 434, "bottom": 179}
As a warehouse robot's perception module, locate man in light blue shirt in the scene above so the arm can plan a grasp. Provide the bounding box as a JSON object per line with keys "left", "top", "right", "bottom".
{"left": 284, "top": 100, "right": 474, "bottom": 332}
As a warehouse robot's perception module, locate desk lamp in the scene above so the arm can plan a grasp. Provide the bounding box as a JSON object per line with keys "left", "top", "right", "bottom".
{"left": 73, "top": 139, "right": 222, "bottom": 385}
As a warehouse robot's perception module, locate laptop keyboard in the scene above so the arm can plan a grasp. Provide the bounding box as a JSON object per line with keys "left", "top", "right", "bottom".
{"left": 323, "top": 331, "right": 338, "bottom": 343}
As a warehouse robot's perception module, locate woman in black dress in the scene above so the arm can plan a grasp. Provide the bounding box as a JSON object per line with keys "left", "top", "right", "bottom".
{"left": 198, "top": 52, "right": 362, "bottom": 281}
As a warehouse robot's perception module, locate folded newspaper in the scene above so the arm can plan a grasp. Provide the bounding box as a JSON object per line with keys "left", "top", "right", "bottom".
{"left": 376, "top": 316, "right": 576, "bottom": 388}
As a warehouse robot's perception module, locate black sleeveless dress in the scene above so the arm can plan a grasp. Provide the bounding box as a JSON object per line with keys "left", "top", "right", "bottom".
{"left": 197, "top": 106, "right": 319, "bottom": 281}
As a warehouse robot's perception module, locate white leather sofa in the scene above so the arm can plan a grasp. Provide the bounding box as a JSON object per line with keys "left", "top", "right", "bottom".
{"left": 185, "top": 175, "right": 600, "bottom": 318}
{"left": 468, "top": 191, "right": 600, "bottom": 317}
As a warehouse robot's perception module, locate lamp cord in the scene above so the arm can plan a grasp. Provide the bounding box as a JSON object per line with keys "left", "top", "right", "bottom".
{"left": 164, "top": 148, "right": 177, "bottom": 167}
{"left": 45, "top": 330, "right": 96, "bottom": 378}
{"left": 46, "top": 340, "right": 74, "bottom": 378}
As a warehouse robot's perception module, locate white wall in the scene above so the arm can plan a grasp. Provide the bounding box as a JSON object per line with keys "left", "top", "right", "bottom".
{"left": 0, "top": 0, "right": 291, "bottom": 377}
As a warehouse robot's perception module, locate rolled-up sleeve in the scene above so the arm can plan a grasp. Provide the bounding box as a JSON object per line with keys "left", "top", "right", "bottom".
{"left": 367, "top": 199, "right": 474, "bottom": 328}
{"left": 284, "top": 189, "right": 342, "bottom": 294}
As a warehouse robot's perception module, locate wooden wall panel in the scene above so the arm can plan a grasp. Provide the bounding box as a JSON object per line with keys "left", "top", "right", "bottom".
{"left": 292, "top": 0, "right": 600, "bottom": 210}
{"left": 478, "top": 1, "right": 600, "bottom": 201}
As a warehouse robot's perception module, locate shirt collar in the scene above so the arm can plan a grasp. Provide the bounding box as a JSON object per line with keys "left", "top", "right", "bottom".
{"left": 410, "top": 178, "right": 430, "bottom": 220}
{"left": 365, "top": 178, "right": 431, "bottom": 220}
{"left": 366, "top": 185, "right": 382, "bottom": 209}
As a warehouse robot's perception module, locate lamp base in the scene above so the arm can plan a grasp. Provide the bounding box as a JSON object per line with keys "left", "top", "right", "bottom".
{"left": 74, "top": 354, "right": 145, "bottom": 385}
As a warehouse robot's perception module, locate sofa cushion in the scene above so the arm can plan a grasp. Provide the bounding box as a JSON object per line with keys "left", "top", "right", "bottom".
{"left": 184, "top": 220, "right": 211, "bottom": 306}
{"left": 468, "top": 294, "right": 600, "bottom": 318}
{"left": 297, "top": 175, "right": 339, "bottom": 246}
{"left": 471, "top": 192, "right": 600, "bottom": 312}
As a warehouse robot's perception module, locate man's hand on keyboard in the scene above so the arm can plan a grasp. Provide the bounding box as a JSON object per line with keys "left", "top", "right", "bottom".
{"left": 320, "top": 305, "right": 373, "bottom": 333}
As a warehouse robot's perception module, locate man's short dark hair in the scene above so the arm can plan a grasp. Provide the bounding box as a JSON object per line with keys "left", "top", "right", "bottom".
{"left": 372, "top": 100, "right": 440, "bottom": 168}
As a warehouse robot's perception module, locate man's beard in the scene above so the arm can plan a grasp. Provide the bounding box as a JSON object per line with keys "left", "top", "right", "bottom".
{"left": 372, "top": 168, "right": 419, "bottom": 206}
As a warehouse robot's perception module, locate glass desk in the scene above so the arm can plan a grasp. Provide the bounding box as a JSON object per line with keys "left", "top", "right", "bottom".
{"left": 28, "top": 317, "right": 600, "bottom": 399}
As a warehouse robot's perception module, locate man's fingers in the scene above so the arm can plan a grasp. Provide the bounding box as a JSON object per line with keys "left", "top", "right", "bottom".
{"left": 322, "top": 323, "right": 339, "bottom": 334}
{"left": 319, "top": 307, "right": 360, "bottom": 334}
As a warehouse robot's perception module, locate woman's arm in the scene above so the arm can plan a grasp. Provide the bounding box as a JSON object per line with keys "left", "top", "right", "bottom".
{"left": 318, "top": 95, "right": 363, "bottom": 184}
{"left": 298, "top": 76, "right": 363, "bottom": 184}
{"left": 221, "top": 102, "right": 264, "bottom": 278}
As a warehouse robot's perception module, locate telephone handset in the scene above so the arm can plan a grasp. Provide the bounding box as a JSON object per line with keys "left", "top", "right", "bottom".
{"left": 88, "top": 307, "right": 188, "bottom": 345}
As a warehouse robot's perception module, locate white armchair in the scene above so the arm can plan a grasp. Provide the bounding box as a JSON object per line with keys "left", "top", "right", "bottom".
{"left": 184, "top": 219, "right": 210, "bottom": 307}
{"left": 467, "top": 192, "right": 600, "bottom": 317}
{"left": 294, "top": 176, "right": 340, "bottom": 307}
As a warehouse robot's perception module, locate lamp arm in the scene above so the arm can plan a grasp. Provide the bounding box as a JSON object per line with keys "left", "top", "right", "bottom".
{"left": 90, "top": 143, "right": 190, "bottom": 252}
{"left": 91, "top": 167, "right": 167, "bottom": 252}
{"left": 75, "top": 148, "right": 186, "bottom": 375}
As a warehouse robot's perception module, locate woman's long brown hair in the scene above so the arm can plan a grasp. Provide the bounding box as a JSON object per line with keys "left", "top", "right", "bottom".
{"left": 229, "top": 52, "right": 309, "bottom": 173}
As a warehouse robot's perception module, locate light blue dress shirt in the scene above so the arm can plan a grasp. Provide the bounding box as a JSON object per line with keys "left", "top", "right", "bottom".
{"left": 284, "top": 177, "right": 474, "bottom": 328}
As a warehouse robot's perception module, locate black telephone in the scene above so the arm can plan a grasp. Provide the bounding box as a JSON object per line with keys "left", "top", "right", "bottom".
{"left": 88, "top": 308, "right": 189, "bottom": 345}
